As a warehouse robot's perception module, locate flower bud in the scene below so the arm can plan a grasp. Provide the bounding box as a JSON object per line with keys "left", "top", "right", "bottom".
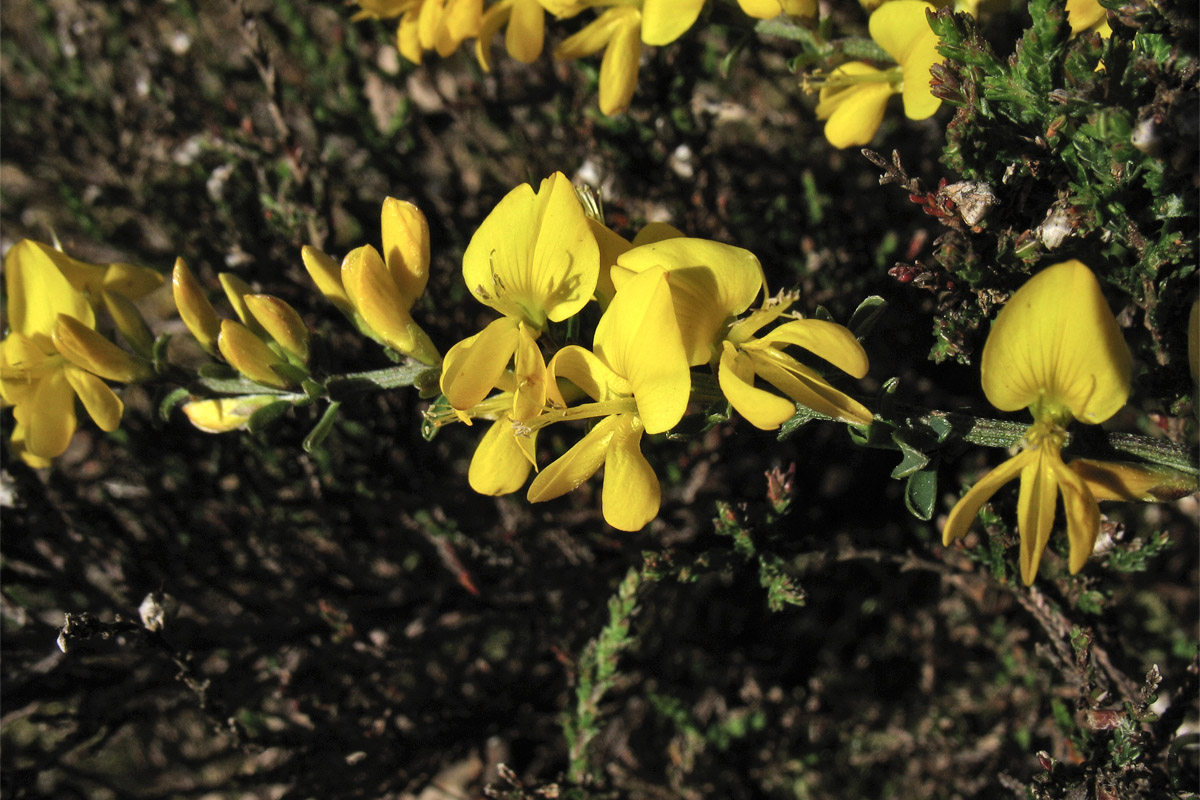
{"left": 381, "top": 197, "right": 430, "bottom": 305}
{"left": 53, "top": 314, "right": 152, "bottom": 383}
{"left": 219, "top": 273, "right": 269, "bottom": 339}
{"left": 172, "top": 258, "right": 221, "bottom": 356}
{"left": 245, "top": 294, "right": 310, "bottom": 364}
{"left": 217, "top": 319, "right": 292, "bottom": 389}
{"left": 302, "top": 245, "right": 354, "bottom": 313}
{"left": 182, "top": 394, "right": 281, "bottom": 433}
{"left": 103, "top": 290, "right": 155, "bottom": 358}
{"left": 102, "top": 261, "right": 165, "bottom": 300}
{"left": 342, "top": 245, "right": 441, "bottom": 365}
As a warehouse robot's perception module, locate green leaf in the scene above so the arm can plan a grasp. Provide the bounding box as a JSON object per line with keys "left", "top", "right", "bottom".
{"left": 904, "top": 466, "right": 939, "bottom": 521}
{"left": 891, "top": 438, "right": 931, "bottom": 479}
{"left": 302, "top": 401, "right": 342, "bottom": 454}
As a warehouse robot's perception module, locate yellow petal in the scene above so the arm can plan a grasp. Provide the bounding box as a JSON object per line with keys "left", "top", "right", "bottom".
{"left": 527, "top": 414, "right": 620, "bottom": 503}
{"left": 218, "top": 319, "right": 292, "bottom": 389}
{"left": 219, "top": 273, "right": 265, "bottom": 334}
{"left": 718, "top": 341, "right": 798, "bottom": 430}
{"left": 245, "top": 294, "right": 310, "bottom": 364}
{"left": 981, "top": 260, "right": 1131, "bottom": 424}
{"left": 398, "top": 12, "right": 423, "bottom": 63}
{"left": 942, "top": 448, "right": 1034, "bottom": 545}
{"left": 8, "top": 416, "right": 52, "bottom": 468}
{"left": 475, "top": 0, "right": 513, "bottom": 71}
{"left": 469, "top": 417, "right": 536, "bottom": 495}
{"left": 101, "top": 261, "right": 165, "bottom": 300}
{"left": 63, "top": 366, "right": 123, "bottom": 432}
{"left": 601, "top": 414, "right": 659, "bottom": 531}
{"left": 869, "top": 1, "right": 941, "bottom": 120}
{"left": 816, "top": 65, "right": 897, "bottom": 150}
{"left": 758, "top": 318, "right": 870, "bottom": 379}
{"left": 640, "top": 0, "right": 705, "bottom": 46}
{"left": 461, "top": 172, "right": 599, "bottom": 326}
{"left": 512, "top": 323, "right": 549, "bottom": 421}
{"left": 381, "top": 197, "right": 431, "bottom": 306}
{"left": 53, "top": 315, "right": 151, "bottom": 384}
{"left": 182, "top": 395, "right": 280, "bottom": 433}
{"left": 616, "top": 238, "right": 764, "bottom": 366}
{"left": 1069, "top": 458, "right": 1198, "bottom": 503}
{"left": 587, "top": 218, "right": 631, "bottom": 309}
{"left": 343, "top": 244, "right": 439, "bottom": 362}
{"left": 746, "top": 346, "right": 873, "bottom": 424}
{"left": 554, "top": 8, "right": 626, "bottom": 60}
{"left": 302, "top": 245, "right": 354, "bottom": 313}
{"left": 24, "top": 368, "right": 77, "bottom": 459}
{"left": 1017, "top": 445, "right": 1061, "bottom": 584}
{"left": 737, "top": 0, "right": 815, "bottom": 17}
{"left": 102, "top": 290, "right": 155, "bottom": 357}
{"left": 507, "top": 0, "right": 544, "bottom": 63}
{"left": 593, "top": 267, "right": 690, "bottom": 434}
{"left": 1050, "top": 456, "right": 1100, "bottom": 575}
{"left": 546, "top": 344, "right": 630, "bottom": 405}
{"left": 172, "top": 258, "right": 221, "bottom": 356}
{"left": 4, "top": 239, "right": 95, "bottom": 338}
{"left": 442, "top": 0, "right": 482, "bottom": 43}
{"left": 441, "top": 316, "right": 522, "bottom": 410}
{"left": 1065, "top": 0, "right": 1106, "bottom": 34}
{"left": 598, "top": 12, "right": 641, "bottom": 115}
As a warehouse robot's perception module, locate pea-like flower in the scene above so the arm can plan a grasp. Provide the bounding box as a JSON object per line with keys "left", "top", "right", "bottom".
{"left": 1, "top": 240, "right": 152, "bottom": 465}
{"left": 440, "top": 172, "right": 599, "bottom": 422}
{"left": 942, "top": 260, "right": 1133, "bottom": 584}
{"left": 352, "top": 0, "right": 481, "bottom": 64}
{"left": 553, "top": 0, "right": 706, "bottom": 115}
{"left": 737, "top": 0, "right": 815, "bottom": 20}
{"left": 813, "top": 0, "right": 942, "bottom": 149}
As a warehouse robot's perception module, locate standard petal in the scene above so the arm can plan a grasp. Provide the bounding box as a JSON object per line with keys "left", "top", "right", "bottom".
{"left": 869, "top": 1, "right": 936, "bottom": 65}
{"left": 601, "top": 414, "right": 660, "bottom": 531}
{"left": 981, "top": 260, "right": 1131, "bottom": 424}
{"left": 1016, "top": 446, "right": 1060, "bottom": 585}
{"left": 527, "top": 415, "right": 621, "bottom": 503}
{"left": 441, "top": 317, "right": 522, "bottom": 410}
{"left": 63, "top": 366, "right": 123, "bottom": 432}
{"left": 615, "top": 238, "right": 764, "bottom": 366}
{"left": 594, "top": 267, "right": 689, "bottom": 434}
{"left": 817, "top": 72, "right": 896, "bottom": 150}
{"left": 529, "top": 172, "right": 600, "bottom": 322}
{"left": 641, "top": 0, "right": 705, "bottom": 45}
{"left": 469, "top": 417, "right": 536, "bottom": 495}
{"left": 25, "top": 368, "right": 77, "bottom": 459}
{"left": 381, "top": 197, "right": 431, "bottom": 306}
{"left": 718, "top": 342, "right": 797, "bottom": 431}
{"left": 757, "top": 318, "right": 870, "bottom": 379}
{"left": 507, "top": 0, "right": 545, "bottom": 62}
{"left": 598, "top": 12, "right": 642, "bottom": 115}
{"left": 942, "top": 449, "right": 1034, "bottom": 546}
{"left": 5, "top": 239, "right": 95, "bottom": 338}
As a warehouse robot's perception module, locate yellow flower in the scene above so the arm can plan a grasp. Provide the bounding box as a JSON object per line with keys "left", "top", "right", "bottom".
{"left": 1, "top": 241, "right": 150, "bottom": 465}
{"left": 813, "top": 0, "right": 942, "bottom": 149}
{"left": 1065, "top": 0, "right": 1112, "bottom": 38}
{"left": 440, "top": 172, "right": 599, "bottom": 421}
{"left": 182, "top": 395, "right": 282, "bottom": 433}
{"left": 353, "top": 0, "right": 482, "bottom": 64}
{"left": 553, "top": 0, "right": 706, "bottom": 115}
{"left": 942, "top": 260, "right": 1133, "bottom": 584}
{"left": 304, "top": 198, "right": 440, "bottom": 366}
{"left": 737, "top": 0, "right": 815, "bottom": 19}
{"left": 525, "top": 266, "right": 691, "bottom": 530}
{"left": 476, "top": 0, "right": 570, "bottom": 70}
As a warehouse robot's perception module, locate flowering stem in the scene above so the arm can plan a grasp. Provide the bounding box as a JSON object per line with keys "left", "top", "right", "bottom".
{"left": 325, "top": 364, "right": 440, "bottom": 398}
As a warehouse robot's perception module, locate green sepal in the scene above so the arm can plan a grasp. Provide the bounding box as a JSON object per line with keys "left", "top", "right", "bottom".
{"left": 303, "top": 401, "right": 342, "bottom": 454}
{"left": 847, "top": 296, "right": 887, "bottom": 340}
{"left": 158, "top": 386, "right": 191, "bottom": 422}
{"left": 904, "top": 465, "right": 939, "bottom": 521}
{"left": 247, "top": 400, "right": 295, "bottom": 433}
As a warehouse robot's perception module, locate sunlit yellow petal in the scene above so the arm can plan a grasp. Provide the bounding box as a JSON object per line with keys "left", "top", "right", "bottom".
{"left": 546, "top": 344, "right": 631, "bottom": 405}
{"left": 640, "top": 0, "right": 704, "bottom": 46}
{"left": 587, "top": 219, "right": 631, "bottom": 309}
{"left": 63, "top": 366, "right": 123, "bottom": 432}
{"left": 398, "top": 12, "right": 423, "bottom": 63}
{"left": 381, "top": 197, "right": 431, "bottom": 306}
{"left": 1049, "top": 456, "right": 1101, "bottom": 575}
{"left": 182, "top": 395, "right": 280, "bottom": 433}
{"left": 441, "top": 316, "right": 522, "bottom": 410}
{"left": 598, "top": 12, "right": 641, "bottom": 115}
{"left": 4, "top": 239, "right": 95, "bottom": 338}
{"left": 302, "top": 246, "right": 354, "bottom": 313}
{"left": 868, "top": 1, "right": 941, "bottom": 120}
{"left": 758, "top": 318, "right": 870, "bottom": 379}
{"left": 942, "top": 449, "right": 1034, "bottom": 545}
{"left": 343, "top": 244, "right": 440, "bottom": 363}
{"left": 25, "top": 368, "right": 77, "bottom": 459}
{"left": 218, "top": 319, "right": 292, "bottom": 389}
{"left": 747, "top": 346, "right": 873, "bottom": 424}
{"left": 718, "top": 341, "right": 797, "bottom": 430}
{"left": 1016, "top": 446, "right": 1059, "bottom": 585}
{"left": 615, "top": 238, "right": 764, "bottom": 366}
{"left": 512, "top": 323, "right": 549, "bottom": 421}
{"left": 1069, "top": 459, "right": 1198, "bottom": 503}
{"left": 507, "top": 0, "right": 544, "bottom": 62}
{"left": 553, "top": 7, "right": 623, "bottom": 60}
{"left": 593, "top": 267, "right": 689, "bottom": 434}
{"left": 101, "top": 261, "right": 164, "bottom": 300}
{"left": 245, "top": 294, "right": 310, "bottom": 364}
{"left": 528, "top": 415, "right": 621, "bottom": 503}
{"left": 601, "top": 414, "right": 659, "bottom": 531}
{"left": 816, "top": 64, "right": 897, "bottom": 149}
{"left": 981, "top": 260, "right": 1131, "bottom": 424}
{"left": 737, "top": 0, "right": 815, "bottom": 16}
{"left": 53, "top": 315, "right": 151, "bottom": 384}
{"left": 469, "top": 417, "right": 536, "bottom": 495}
{"left": 475, "top": 0, "right": 513, "bottom": 71}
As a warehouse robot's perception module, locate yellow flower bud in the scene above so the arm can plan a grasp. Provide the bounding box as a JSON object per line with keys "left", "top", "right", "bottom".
{"left": 217, "top": 319, "right": 293, "bottom": 389}
{"left": 53, "top": 314, "right": 152, "bottom": 384}
{"left": 342, "top": 245, "right": 441, "bottom": 365}
{"left": 219, "top": 273, "right": 269, "bottom": 339}
{"left": 381, "top": 197, "right": 430, "bottom": 306}
{"left": 182, "top": 394, "right": 281, "bottom": 433}
{"left": 245, "top": 294, "right": 310, "bottom": 364}
{"left": 102, "top": 261, "right": 165, "bottom": 300}
{"left": 172, "top": 258, "right": 221, "bottom": 356}
{"left": 302, "top": 245, "right": 354, "bottom": 313}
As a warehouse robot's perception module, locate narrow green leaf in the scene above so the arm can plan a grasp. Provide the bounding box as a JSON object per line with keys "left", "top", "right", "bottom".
{"left": 302, "top": 401, "right": 342, "bottom": 454}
